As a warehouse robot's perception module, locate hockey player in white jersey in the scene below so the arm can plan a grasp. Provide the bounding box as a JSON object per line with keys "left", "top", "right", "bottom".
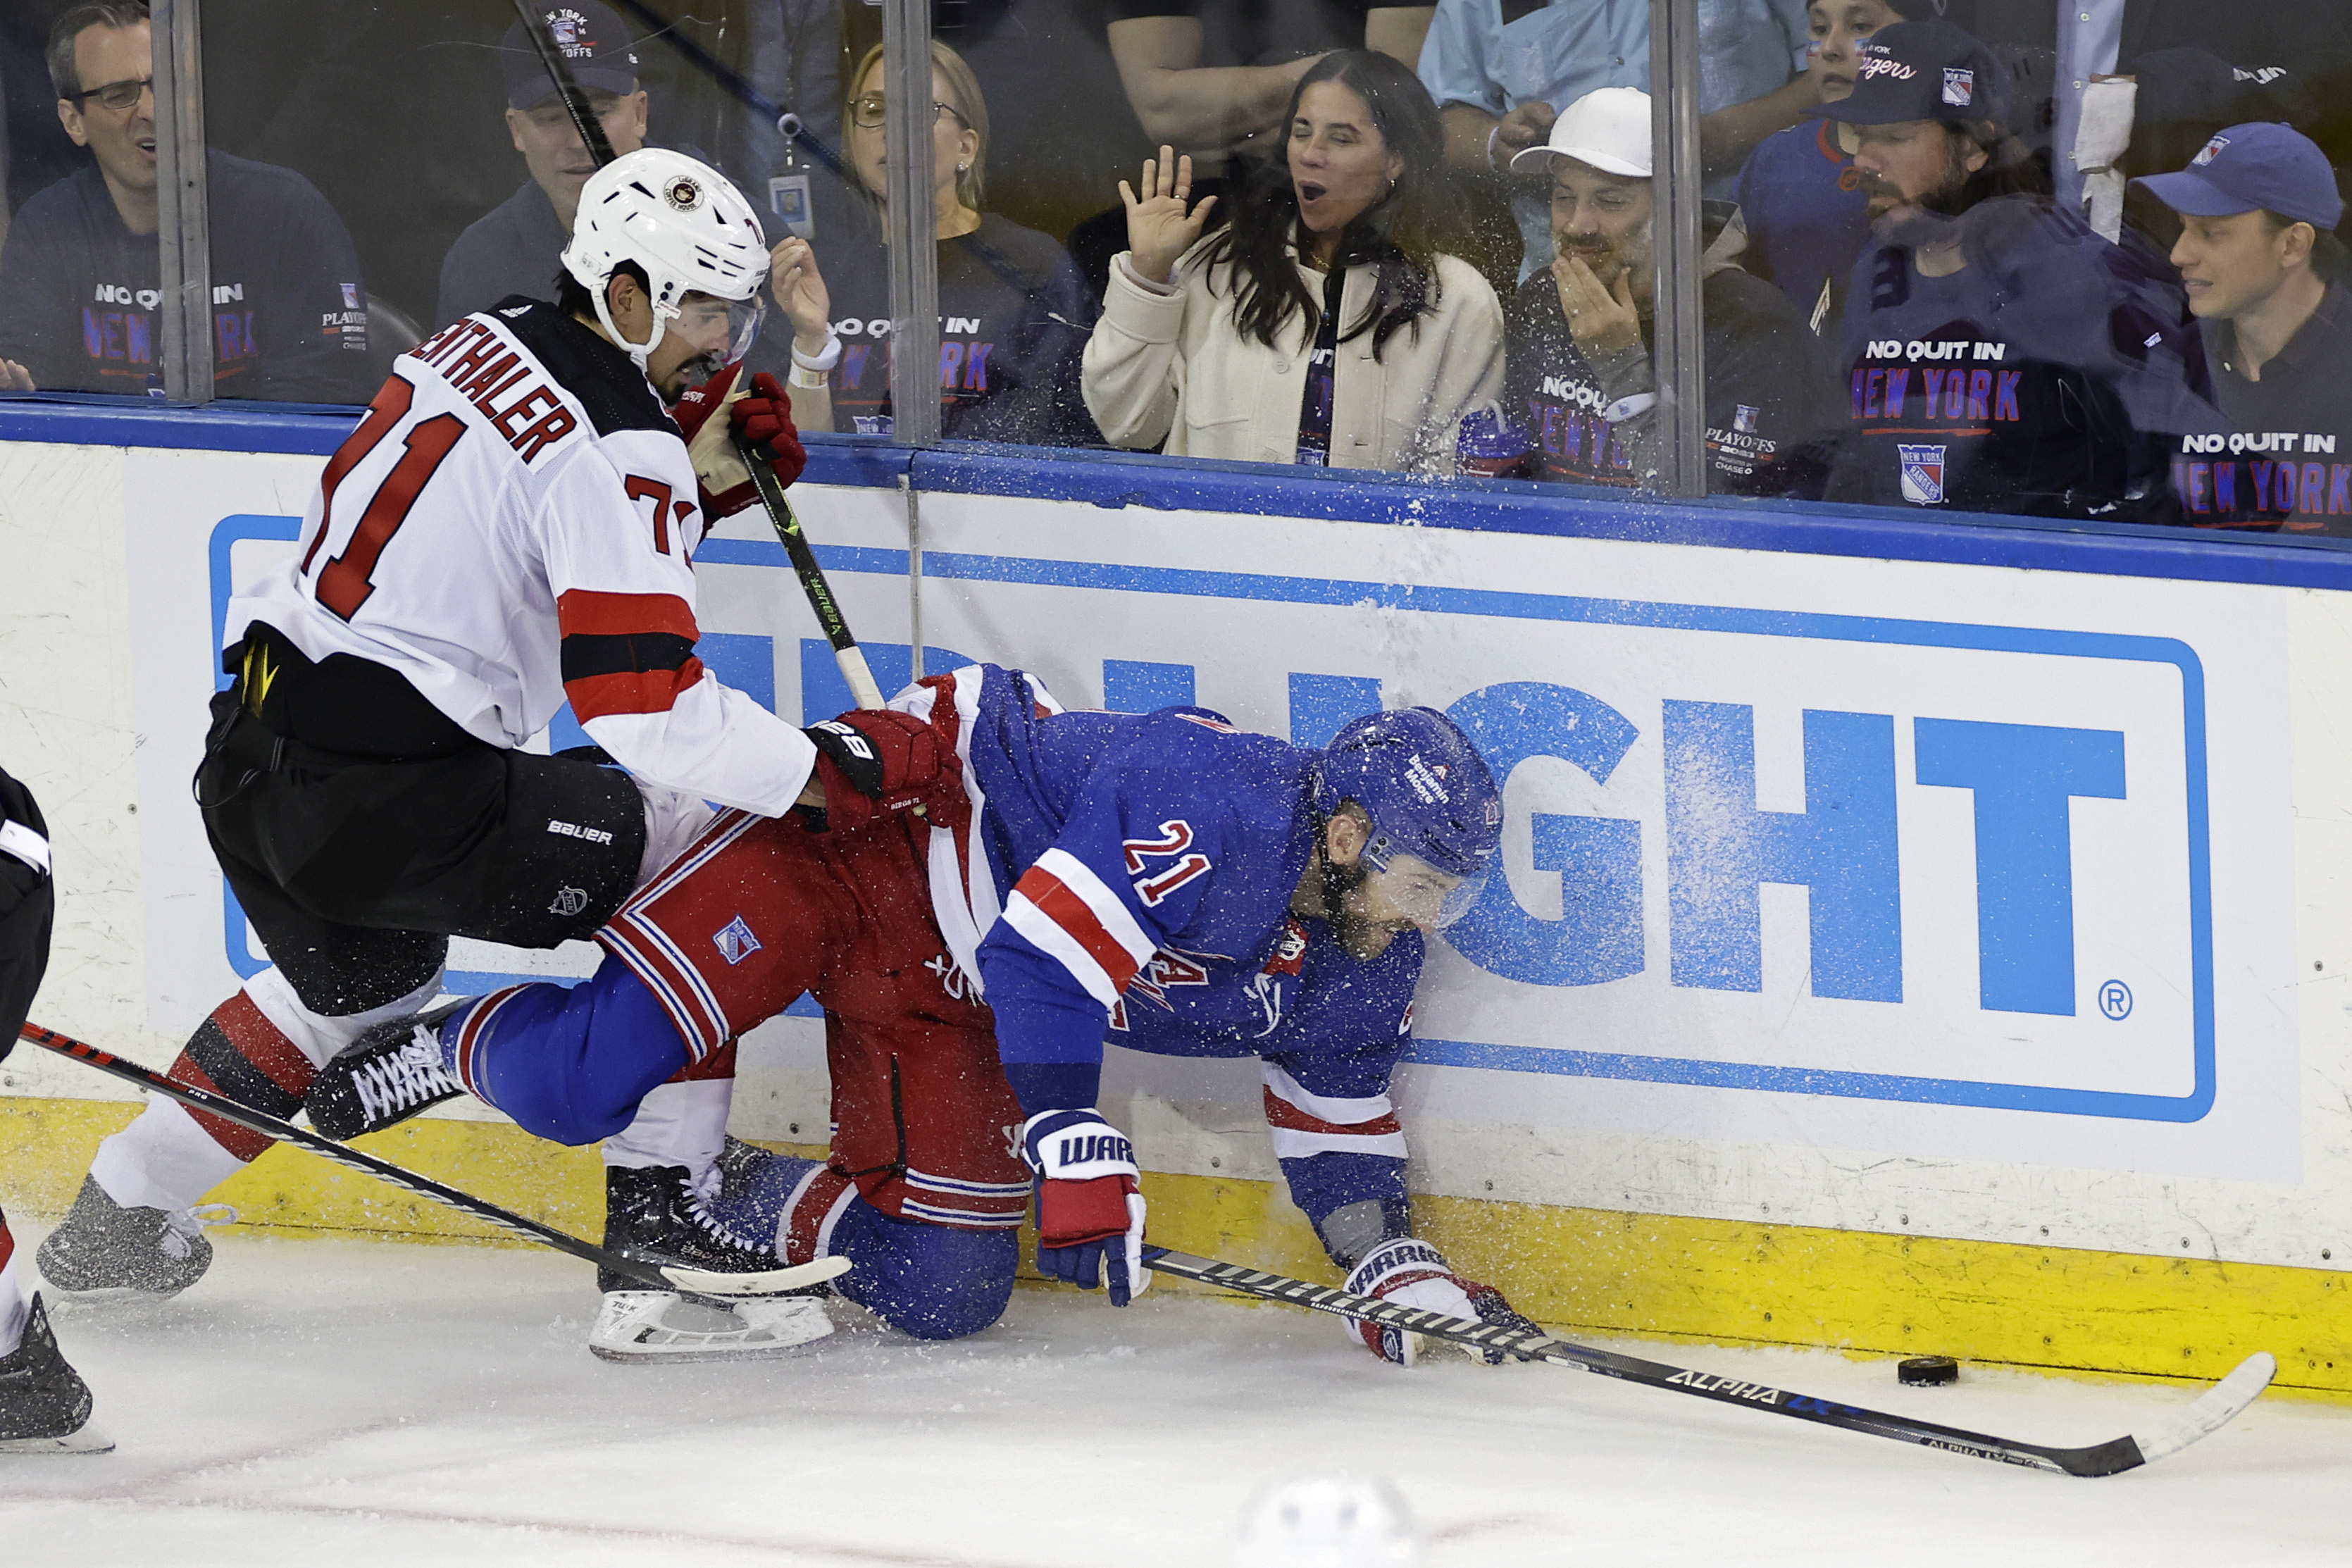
{"left": 36, "top": 149, "right": 943, "bottom": 1305}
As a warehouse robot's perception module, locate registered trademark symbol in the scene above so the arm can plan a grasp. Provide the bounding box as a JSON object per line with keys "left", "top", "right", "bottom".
{"left": 2098, "top": 980, "right": 2133, "bottom": 1021}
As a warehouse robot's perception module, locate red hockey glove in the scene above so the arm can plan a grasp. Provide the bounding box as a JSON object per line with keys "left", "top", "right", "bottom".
{"left": 802, "top": 709, "right": 948, "bottom": 832}
{"left": 729, "top": 371, "right": 807, "bottom": 487}
{"left": 1340, "top": 1238, "right": 1537, "bottom": 1367}
{"left": 1021, "top": 1108, "right": 1149, "bottom": 1307}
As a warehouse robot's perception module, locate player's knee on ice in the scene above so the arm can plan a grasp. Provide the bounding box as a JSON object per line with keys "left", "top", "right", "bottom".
{"left": 832, "top": 1202, "right": 1016, "bottom": 1341}
{"left": 470, "top": 964, "right": 690, "bottom": 1145}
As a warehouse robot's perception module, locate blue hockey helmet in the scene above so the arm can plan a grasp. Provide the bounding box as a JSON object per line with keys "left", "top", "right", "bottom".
{"left": 1309, "top": 707, "right": 1502, "bottom": 928}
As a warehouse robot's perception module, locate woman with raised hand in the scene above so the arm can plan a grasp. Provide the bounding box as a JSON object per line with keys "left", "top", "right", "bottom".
{"left": 1082, "top": 49, "right": 1502, "bottom": 475}
{"left": 764, "top": 40, "right": 1100, "bottom": 447}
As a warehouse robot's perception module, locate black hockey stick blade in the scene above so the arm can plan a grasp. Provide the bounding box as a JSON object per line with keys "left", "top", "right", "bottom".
{"left": 1141, "top": 1246, "right": 2275, "bottom": 1478}
{"left": 18, "top": 1021, "right": 846, "bottom": 1301}
{"left": 509, "top": 0, "right": 616, "bottom": 166}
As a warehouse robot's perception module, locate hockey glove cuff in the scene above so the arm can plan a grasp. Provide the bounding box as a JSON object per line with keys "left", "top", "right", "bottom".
{"left": 1340, "top": 1238, "right": 1534, "bottom": 1367}
{"left": 1021, "top": 1108, "right": 1148, "bottom": 1307}
{"left": 802, "top": 711, "right": 950, "bottom": 832}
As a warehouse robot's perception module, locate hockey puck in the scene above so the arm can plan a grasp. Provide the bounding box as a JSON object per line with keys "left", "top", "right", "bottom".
{"left": 1898, "top": 1355, "right": 1960, "bottom": 1386}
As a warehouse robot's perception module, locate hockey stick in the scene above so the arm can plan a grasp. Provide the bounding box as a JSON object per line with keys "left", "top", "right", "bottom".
{"left": 18, "top": 1021, "right": 847, "bottom": 1301}
{"left": 1142, "top": 1247, "right": 2275, "bottom": 1478}
{"left": 511, "top": 0, "right": 888, "bottom": 713}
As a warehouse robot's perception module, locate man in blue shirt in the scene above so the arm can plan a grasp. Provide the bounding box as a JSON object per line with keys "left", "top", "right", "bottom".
{"left": 1418, "top": 0, "right": 1811, "bottom": 277}
{"left": 0, "top": 1, "right": 371, "bottom": 400}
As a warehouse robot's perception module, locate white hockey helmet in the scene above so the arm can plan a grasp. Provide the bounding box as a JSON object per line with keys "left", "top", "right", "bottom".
{"left": 560, "top": 147, "right": 771, "bottom": 375}
{"left": 1232, "top": 1474, "right": 1420, "bottom": 1568}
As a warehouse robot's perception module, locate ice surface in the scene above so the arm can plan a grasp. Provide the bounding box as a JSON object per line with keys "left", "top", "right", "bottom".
{"left": 1, "top": 1227, "right": 2345, "bottom": 1567}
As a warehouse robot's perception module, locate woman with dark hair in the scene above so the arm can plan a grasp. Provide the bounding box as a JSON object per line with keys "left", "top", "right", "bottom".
{"left": 766, "top": 40, "right": 1100, "bottom": 446}
{"left": 1082, "top": 50, "right": 1502, "bottom": 475}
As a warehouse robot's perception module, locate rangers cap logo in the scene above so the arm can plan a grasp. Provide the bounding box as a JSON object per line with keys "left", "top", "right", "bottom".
{"left": 2193, "top": 133, "right": 2231, "bottom": 166}
{"left": 1941, "top": 68, "right": 1974, "bottom": 106}
{"left": 664, "top": 175, "right": 704, "bottom": 211}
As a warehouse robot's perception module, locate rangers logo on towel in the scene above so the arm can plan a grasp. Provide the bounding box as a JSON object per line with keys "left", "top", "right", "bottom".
{"left": 1898, "top": 443, "right": 1947, "bottom": 506}
{"left": 713, "top": 914, "right": 761, "bottom": 965}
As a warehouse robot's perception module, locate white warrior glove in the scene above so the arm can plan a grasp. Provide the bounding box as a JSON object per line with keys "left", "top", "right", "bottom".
{"left": 1340, "top": 1238, "right": 1536, "bottom": 1367}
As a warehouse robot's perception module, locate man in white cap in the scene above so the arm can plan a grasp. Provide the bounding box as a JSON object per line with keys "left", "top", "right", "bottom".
{"left": 1500, "top": 86, "right": 1836, "bottom": 494}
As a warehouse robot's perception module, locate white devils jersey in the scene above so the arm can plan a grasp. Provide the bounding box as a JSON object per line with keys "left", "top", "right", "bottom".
{"left": 229, "top": 299, "right": 815, "bottom": 816}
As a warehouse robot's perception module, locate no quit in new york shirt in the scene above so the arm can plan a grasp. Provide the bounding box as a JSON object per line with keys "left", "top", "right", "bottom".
{"left": 0, "top": 151, "right": 371, "bottom": 402}
{"left": 2171, "top": 282, "right": 2352, "bottom": 535}
{"left": 1824, "top": 197, "right": 2216, "bottom": 521}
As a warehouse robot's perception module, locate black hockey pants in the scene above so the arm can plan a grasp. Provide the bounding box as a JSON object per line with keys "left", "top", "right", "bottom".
{"left": 195, "top": 690, "right": 648, "bottom": 1018}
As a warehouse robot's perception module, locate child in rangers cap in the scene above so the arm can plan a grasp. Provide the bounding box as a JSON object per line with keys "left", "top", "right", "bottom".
{"left": 2137, "top": 123, "right": 2352, "bottom": 534}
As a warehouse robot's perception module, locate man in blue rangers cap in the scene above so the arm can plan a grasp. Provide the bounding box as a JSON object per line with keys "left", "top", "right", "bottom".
{"left": 1812, "top": 19, "right": 2217, "bottom": 521}
{"left": 306, "top": 665, "right": 1538, "bottom": 1364}
{"left": 2136, "top": 123, "right": 2352, "bottom": 533}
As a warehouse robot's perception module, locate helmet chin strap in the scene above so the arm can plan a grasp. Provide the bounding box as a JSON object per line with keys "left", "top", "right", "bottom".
{"left": 591, "top": 281, "right": 678, "bottom": 375}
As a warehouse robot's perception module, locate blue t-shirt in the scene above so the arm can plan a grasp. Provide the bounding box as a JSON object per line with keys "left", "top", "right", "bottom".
{"left": 1734, "top": 118, "right": 1871, "bottom": 323}
{"left": 0, "top": 151, "right": 371, "bottom": 401}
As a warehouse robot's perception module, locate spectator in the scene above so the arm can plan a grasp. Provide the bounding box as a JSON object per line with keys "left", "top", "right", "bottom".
{"left": 1502, "top": 89, "right": 1835, "bottom": 494}
{"left": 1722, "top": 0, "right": 1933, "bottom": 330}
{"left": 2136, "top": 123, "right": 2352, "bottom": 533}
{"left": 769, "top": 41, "right": 1101, "bottom": 447}
{"left": 1818, "top": 22, "right": 2213, "bottom": 519}
{"left": 0, "top": 1, "right": 370, "bottom": 400}
{"left": 1937, "top": 0, "right": 2352, "bottom": 240}
{"left": 1083, "top": 51, "right": 1502, "bottom": 473}
{"left": 1419, "top": 0, "right": 1811, "bottom": 280}
{"left": 433, "top": 1, "right": 649, "bottom": 328}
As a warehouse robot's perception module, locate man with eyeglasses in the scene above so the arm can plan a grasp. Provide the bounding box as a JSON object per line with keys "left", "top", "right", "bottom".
{"left": 434, "top": 1, "right": 654, "bottom": 330}
{"left": 0, "top": 1, "right": 371, "bottom": 401}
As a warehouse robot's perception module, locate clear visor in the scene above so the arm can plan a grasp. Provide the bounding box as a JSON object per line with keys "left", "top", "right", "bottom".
{"left": 1362, "top": 850, "right": 1488, "bottom": 931}
{"left": 666, "top": 290, "right": 769, "bottom": 378}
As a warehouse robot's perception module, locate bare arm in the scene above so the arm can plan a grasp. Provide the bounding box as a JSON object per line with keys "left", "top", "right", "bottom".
{"left": 1109, "top": 15, "right": 1324, "bottom": 152}
{"left": 1364, "top": 6, "right": 1434, "bottom": 68}
{"left": 1697, "top": 73, "right": 1817, "bottom": 179}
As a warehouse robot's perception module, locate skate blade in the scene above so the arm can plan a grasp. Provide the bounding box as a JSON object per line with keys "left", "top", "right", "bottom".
{"left": 0, "top": 1424, "right": 115, "bottom": 1455}
{"left": 661, "top": 1254, "right": 851, "bottom": 1298}
{"left": 39, "top": 1286, "right": 185, "bottom": 1310}
{"left": 588, "top": 1290, "right": 835, "bottom": 1364}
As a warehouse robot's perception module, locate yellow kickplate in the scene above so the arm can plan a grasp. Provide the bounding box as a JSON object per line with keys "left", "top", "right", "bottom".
{"left": 5, "top": 1096, "right": 2344, "bottom": 1398}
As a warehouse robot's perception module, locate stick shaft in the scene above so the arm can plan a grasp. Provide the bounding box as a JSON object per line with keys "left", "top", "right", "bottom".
{"left": 17, "top": 1021, "right": 677, "bottom": 1292}
{"left": 738, "top": 435, "right": 885, "bottom": 709}
{"left": 509, "top": 0, "right": 616, "bottom": 165}
{"left": 1142, "top": 1247, "right": 2138, "bottom": 1476}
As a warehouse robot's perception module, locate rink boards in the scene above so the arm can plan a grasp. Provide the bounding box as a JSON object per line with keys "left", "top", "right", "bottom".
{"left": 3, "top": 407, "right": 2350, "bottom": 1396}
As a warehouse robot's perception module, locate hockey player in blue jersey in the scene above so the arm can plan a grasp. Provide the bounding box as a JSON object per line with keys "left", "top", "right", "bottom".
{"left": 307, "top": 664, "right": 1536, "bottom": 1362}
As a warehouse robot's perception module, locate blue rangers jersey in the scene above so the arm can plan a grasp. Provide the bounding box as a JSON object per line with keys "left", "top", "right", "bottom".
{"left": 895, "top": 664, "right": 1417, "bottom": 1234}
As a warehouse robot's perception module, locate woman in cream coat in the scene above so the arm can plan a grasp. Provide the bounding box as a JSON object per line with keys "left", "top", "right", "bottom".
{"left": 1082, "top": 51, "right": 1503, "bottom": 477}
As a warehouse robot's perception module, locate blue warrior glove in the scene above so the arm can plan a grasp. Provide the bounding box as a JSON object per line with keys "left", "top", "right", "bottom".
{"left": 1020, "top": 1107, "right": 1149, "bottom": 1307}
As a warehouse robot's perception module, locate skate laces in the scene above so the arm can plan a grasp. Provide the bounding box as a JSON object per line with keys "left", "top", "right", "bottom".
{"left": 682, "top": 1166, "right": 769, "bottom": 1257}
{"left": 351, "top": 1026, "right": 459, "bottom": 1123}
{"left": 160, "top": 1204, "right": 237, "bottom": 1261}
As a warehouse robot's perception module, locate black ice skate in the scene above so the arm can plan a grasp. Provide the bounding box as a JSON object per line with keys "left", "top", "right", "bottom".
{"left": 591, "top": 1164, "right": 834, "bottom": 1364}
{"left": 306, "top": 1002, "right": 470, "bottom": 1140}
{"left": 0, "top": 1294, "right": 111, "bottom": 1453}
{"left": 34, "top": 1176, "right": 230, "bottom": 1302}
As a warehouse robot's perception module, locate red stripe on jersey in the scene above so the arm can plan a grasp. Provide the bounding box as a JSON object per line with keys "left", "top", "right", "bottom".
{"left": 671, "top": 1038, "right": 739, "bottom": 1083}
{"left": 170, "top": 1058, "right": 275, "bottom": 1162}
{"left": 1261, "top": 1087, "right": 1403, "bottom": 1140}
{"left": 784, "top": 1166, "right": 855, "bottom": 1266}
{"left": 565, "top": 658, "right": 707, "bottom": 721}
{"left": 555, "top": 589, "right": 701, "bottom": 641}
{"left": 1011, "top": 864, "right": 1143, "bottom": 992}
{"left": 213, "top": 991, "right": 316, "bottom": 1098}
